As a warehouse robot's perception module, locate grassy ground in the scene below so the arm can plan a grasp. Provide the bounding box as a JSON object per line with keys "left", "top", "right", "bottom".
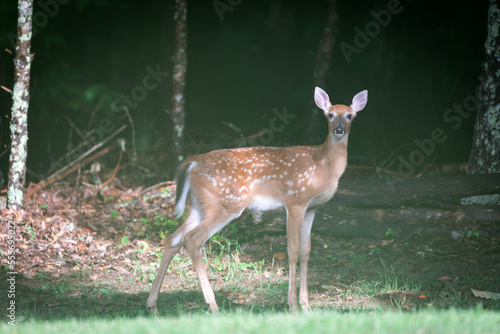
{"left": 2, "top": 308, "right": 499, "bottom": 334}
{"left": 2, "top": 234, "right": 499, "bottom": 333}
{"left": 1, "top": 183, "right": 499, "bottom": 332}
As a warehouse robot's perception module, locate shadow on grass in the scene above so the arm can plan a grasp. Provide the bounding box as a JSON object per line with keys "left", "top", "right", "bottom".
{"left": 0, "top": 270, "right": 289, "bottom": 321}
{"left": 2, "top": 266, "right": 498, "bottom": 322}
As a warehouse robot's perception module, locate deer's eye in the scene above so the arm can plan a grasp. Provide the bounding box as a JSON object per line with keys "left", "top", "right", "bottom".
{"left": 346, "top": 113, "right": 352, "bottom": 120}
{"left": 328, "top": 112, "right": 334, "bottom": 119}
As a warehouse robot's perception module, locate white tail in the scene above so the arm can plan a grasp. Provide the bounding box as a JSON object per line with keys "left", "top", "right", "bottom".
{"left": 146, "top": 87, "right": 368, "bottom": 314}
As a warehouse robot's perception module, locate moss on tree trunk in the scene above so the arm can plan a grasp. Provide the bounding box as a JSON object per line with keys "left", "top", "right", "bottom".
{"left": 7, "top": 0, "right": 33, "bottom": 210}
{"left": 468, "top": 0, "right": 500, "bottom": 174}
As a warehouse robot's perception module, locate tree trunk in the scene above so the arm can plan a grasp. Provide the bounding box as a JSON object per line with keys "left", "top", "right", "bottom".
{"left": 468, "top": 0, "right": 500, "bottom": 174}
{"left": 172, "top": 0, "right": 188, "bottom": 163}
{"left": 7, "top": 0, "right": 34, "bottom": 210}
{"left": 306, "top": 0, "right": 339, "bottom": 144}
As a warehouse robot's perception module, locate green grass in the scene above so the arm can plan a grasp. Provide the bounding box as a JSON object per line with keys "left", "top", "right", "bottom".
{"left": 3, "top": 308, "right": 499, "bottom": 334}
{"left": 378, "top": 260, "right": 423, "bottom": 292}
{"left": 3, "top": 234, "right": 499, "bottom": 331}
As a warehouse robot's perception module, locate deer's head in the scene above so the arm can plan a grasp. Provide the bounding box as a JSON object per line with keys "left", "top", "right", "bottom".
{"left": 314, "top": 87, "right": 368, "bottom": 138}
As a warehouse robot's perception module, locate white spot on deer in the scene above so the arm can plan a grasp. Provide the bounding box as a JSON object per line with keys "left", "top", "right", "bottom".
{"left": 286, "top": 180, "right": 293, "bottom": 187}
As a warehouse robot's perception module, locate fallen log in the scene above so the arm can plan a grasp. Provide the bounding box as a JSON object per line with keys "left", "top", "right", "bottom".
{"left": 27, "top": 124, "right": 127, "bottom": 196}
{"left": 320, "top": 204, "right": 500, "bottom": 224}
{"left": 334, "top": 173, "right": 500, "bottom": 208}
{"left": 233, "top": 173, "right": 500, "bottom": 240}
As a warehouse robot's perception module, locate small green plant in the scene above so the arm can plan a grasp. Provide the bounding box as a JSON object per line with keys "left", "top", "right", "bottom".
{"left": 327, "top": 253, "right": 337, "bottom": 262}
{"left": 120, "top": 235, "right": 129, "bottom": 245}
{"left": 467, "top": 230, "right": 479, "bottom": 239}
{"left": 25, "top": 226, "right": 36, "bottom": 239}
{"left": 138, "top": 215, "right": 181, "bottom": 239}
{"left": 378, "top": 259, "right": 421, "bottom": 292}
{"left": 208, "top": 235, "right": 241, "bottom": 258}
{"left": 131, "top": 260, "right": 156, "bottom": 282}
{"left": 369, "top": 247, "right": 381, "bottom": 255}
{"left": 385, "top": 228, "right": 394, "bottom": 238}
{"left": 166, "top": 254, "right": 192, "bottom": 275}
{"left": 132, "top": 241, "right": 152, "bottom": 258}
{"left": 349, "top": 253, "right": 366, "bottom": 265}
{"left": 37, "top": 272, "right": 49, "bottom": 279}
{"left": 111, "top": 211, "right": 119, "bottom": 218}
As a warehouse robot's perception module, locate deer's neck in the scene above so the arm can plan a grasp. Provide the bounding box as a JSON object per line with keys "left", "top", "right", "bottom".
{"left": 316, "top": 132, "right": 349, "bottom": 182}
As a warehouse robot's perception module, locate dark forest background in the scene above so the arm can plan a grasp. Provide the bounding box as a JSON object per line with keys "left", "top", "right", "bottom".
{"left": 0, "top": 0, "right": 488, "bottom": 186}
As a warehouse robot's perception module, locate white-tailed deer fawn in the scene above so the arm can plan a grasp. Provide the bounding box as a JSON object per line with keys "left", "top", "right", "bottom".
{"left": 146, "top": 87, "right": 368, "bottom": 314}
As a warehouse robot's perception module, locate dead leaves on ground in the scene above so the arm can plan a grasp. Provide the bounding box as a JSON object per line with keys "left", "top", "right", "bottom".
{"left": 0, "top": 183, "right": 175, "bottom": 278}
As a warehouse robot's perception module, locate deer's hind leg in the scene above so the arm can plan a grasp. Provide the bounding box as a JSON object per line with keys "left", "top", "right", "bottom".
{"left": 146, "top": 207, "right": 202, "bottom": 314}
{"left": 183, "top": 203, "right": 243, "bottom": 314}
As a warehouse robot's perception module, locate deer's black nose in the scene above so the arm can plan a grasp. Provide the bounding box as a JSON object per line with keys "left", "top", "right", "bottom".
{"left": 334, "top": 124, "right": 345, "bottom": 136}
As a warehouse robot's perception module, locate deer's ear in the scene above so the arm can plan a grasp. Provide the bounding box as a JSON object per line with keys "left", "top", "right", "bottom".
{"left": 351, "top": 90, "right": 368, "bottom": 113}
{"left": 314, "top": 87, "right": 331, "bottom": 112}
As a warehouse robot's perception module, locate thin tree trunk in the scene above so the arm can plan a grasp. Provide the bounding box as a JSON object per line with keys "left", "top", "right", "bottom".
{"left": 7, "top": 0, "right": 34, "bottom": 210}
{"left": 172, "top": 0, "right": 188, "bottom": 163}
{"left": 306, "top": 0, "right": 339, "bottom": 144}
{"left": 468, "top": 0, "right": 500, "bottom": 174}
